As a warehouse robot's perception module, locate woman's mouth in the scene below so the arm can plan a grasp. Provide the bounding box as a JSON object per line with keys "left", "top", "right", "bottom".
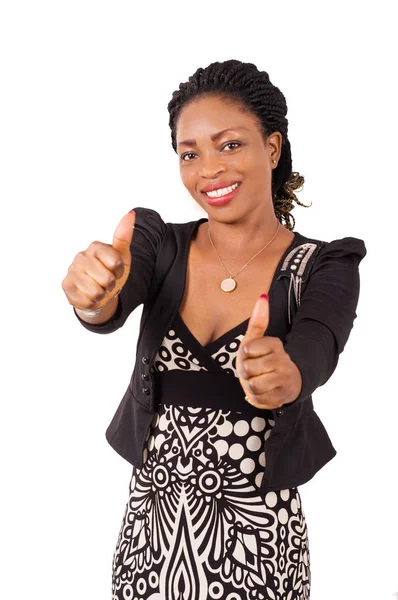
{"left": 202, "top": 182, "right": 242, "bottom": 206}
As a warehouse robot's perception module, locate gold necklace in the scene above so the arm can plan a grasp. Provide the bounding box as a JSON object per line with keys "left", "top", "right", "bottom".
{"left": 207, "top": 220, "right": 281, "bottom": 292}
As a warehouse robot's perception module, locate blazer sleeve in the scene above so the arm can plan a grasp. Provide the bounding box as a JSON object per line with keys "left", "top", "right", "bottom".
{"left": 283, "top": 236, "right": 367, "bottom": 405}
{"left": 73, "top": 206, "right": 168, "bottom": 334}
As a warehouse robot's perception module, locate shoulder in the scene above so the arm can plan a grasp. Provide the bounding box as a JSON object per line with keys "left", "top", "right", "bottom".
{"left": 131, "top": 207, "right": 182, "bottom": 250}
{"left": 133, "top": 206, "right": 168, "bottom": 235}
{"left": 295, "top": 231, "right": 367, "bottom": 264}
{"left": 133, "top": 206, "right": 203, "bottom": 236}
{"left": 279, "top": 231, "right": 367, "bottom": 289}
{"left": 132, "top": 208, "right": 207, "bottom": 265}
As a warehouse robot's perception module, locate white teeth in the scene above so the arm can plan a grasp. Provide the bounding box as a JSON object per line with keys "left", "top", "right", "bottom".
{"left": 205, "top": 182, "right": 239, "bottom": 198}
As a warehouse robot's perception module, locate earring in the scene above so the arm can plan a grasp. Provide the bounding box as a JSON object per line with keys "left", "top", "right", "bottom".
{"left": 272, "top": 159, "right": 277, "bottom": 163}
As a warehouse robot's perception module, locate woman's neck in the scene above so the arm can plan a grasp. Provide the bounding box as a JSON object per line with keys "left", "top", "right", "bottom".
{"left": 200, "top": 216, "right": 285, "bottom": 260}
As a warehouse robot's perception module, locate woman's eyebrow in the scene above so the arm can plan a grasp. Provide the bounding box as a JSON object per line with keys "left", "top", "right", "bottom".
{"left": 178, "top": 126, "right": 249, "bottom": 147}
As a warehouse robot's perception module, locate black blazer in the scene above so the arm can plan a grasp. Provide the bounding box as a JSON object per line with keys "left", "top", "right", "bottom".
{"left": 74, "top": 207, "right": 367, "bottom": 494}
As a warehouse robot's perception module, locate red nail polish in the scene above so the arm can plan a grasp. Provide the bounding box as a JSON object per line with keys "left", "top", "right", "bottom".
{"left": 260, "top": 293, "right": 269, "bottom": 301}
{"left": 129, "top": 209, "right": 135, "bottom": 214}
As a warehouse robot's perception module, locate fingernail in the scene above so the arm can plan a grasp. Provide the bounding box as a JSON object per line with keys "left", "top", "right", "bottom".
{"left": 260, "top": 293, "right": 269, "bottom": 301}
{"left": 129, "top": 209, "right": 135, "bottom": 214}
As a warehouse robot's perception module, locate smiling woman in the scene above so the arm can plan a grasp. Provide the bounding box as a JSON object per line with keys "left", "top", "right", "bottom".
{"left": 66, "top": 59, "right": 367, "bottom": 600}
{"left": 169, "top": 60, "right": 310, "bottom": 232}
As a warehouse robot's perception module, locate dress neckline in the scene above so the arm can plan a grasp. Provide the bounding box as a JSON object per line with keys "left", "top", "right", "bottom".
{"left": 176, "top": 219, "right": 302, "bottom": 353}
{"left": 175, "top": 310, "right": 249, "bottom": 354}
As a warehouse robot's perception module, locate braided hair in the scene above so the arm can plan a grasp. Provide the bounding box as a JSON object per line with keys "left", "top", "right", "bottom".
{"left": 167, "top": 59, "right": 311, "bottom": 231}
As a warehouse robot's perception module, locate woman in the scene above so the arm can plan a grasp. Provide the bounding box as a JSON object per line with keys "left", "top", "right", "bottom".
{"left": 62, "top": 59, "right": 367, "bottom": 599}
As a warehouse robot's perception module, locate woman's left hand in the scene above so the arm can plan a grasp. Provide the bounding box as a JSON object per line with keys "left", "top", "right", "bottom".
{"left": 237, "top": 294, "right": 303, "bottom": 410}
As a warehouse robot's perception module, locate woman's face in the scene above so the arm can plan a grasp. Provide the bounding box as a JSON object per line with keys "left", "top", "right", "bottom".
{"left": 175, "top": 94, "right": 281, "bottom": 219}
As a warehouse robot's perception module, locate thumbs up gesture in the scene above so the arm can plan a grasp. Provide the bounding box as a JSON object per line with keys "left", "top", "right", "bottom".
{"left": 62, "top": 209, "right": 136, "bottom": 311}
{"left": 237, "top": 294, "right": 303, "bottom": 410}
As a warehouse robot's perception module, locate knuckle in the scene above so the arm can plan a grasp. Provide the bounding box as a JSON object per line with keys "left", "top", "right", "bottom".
{"left": 105, "top": 278, "right": 116, "bottom": 291}
{"left": 240, "top": 362, "right": 249, "bottom": 378}
{"left": 87, "top": 241, "right": 101, "bottom": 254}
{"left": 73, "top": 251, "right": 84, "bottom": 265}
{"left": 68, "top": 297, "right": 78, "bottom": 307}
{"left": 62, "top": 283, "right": 70, "bottom": 299}
{"left": 114, "top": 256, "right": 124, "bottom": 270}
{"left": 94, "top": 288, "right": 106, "bottom": 301}
{"left": 243, "top": 364, "right": 251, "bottom": 378}
{"left": 248, "top": 380, "right": 257, "bottom": 393}
{"left": 67, "top": 263, "right": 78, "bottom": 277}
{"left": 62, "top": 283, "right": 73, "bottom": 300}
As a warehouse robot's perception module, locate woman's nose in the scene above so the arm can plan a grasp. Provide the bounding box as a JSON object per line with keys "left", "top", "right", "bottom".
{"left": 198, "top": 156, "right": 226, "bottom": 178}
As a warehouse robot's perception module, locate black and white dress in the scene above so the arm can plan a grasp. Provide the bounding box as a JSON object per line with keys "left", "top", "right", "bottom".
{"left": 111, "top": 311, "right": 311, "bottom": 600}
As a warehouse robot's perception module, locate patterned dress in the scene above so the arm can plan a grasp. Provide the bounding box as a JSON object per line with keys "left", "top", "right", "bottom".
{"left": 111, "top": 311, "right": 311, "bottom": 600}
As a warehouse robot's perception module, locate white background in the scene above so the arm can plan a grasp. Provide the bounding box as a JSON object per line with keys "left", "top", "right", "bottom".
{"left": 1, "top": 1, "right": 397, "bottom": 598}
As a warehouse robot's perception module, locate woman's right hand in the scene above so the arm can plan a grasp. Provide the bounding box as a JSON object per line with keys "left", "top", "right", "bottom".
{"left": 62, "top": 210, "right": 136, "bottom": 311}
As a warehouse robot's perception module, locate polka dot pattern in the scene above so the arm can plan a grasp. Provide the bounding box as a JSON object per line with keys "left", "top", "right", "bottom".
{"left": 211, "top": 337, "right": 244, "bottom": 377}
{"left": 154, "top": 325, "right": 206, "bottom": 373}
{"left": 111, "top": 317, "right": 311, "bottom": 599}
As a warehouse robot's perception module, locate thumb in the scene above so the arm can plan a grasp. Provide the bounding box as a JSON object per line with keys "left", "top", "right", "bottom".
{"left": 112, "top": 210, "right": 136, "bottom": 261}
{"left": 244, "top": 293, "right": 270, "bottom": 341}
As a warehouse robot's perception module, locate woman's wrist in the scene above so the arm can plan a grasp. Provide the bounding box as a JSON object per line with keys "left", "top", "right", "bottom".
{"left": 74, "top": 293, "right": 120, "bottom": 325}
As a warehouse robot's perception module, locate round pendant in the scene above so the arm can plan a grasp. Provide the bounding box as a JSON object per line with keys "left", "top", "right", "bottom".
{"left": 221, "top": 277, "right": 236, "bottom": 292}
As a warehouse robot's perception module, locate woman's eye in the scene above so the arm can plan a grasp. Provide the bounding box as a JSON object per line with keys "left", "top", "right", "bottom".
{"left": 223, "top": 142, "right": 241, "bottom": 151}
{"left": 181, "top": 152, "right": 196, "bottom": 161}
